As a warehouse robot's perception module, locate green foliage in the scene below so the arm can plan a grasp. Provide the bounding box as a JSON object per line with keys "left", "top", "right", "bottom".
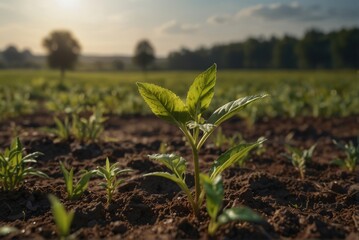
{"left": 0, "top": 226, "right": 18, "bottom": 236}
{"left": 51, "top": 110, "right": 106, "bottom": 142}
{"left": 71, "top": 110, "right": 106, "bottom": 142}
{"left": 200, "top": 174, "right": 262, "bottom": 235}
{"left": 48, "top": 194, "right": 74, "bottom": 240}
{"left": 332, "top": 137, "right": 358, "bottom": 172}
{"left": 59, "top": 161, "right": 93, "bottom": 200}
{"left": 93, "top": 158, "right": 132, "bottom": 204}
{"left": 138, "top": 64, "right": 267, "bottom": 216}
{"left": 0, "top": 137, "right": 48, "bottom": 191}
{"left": 284, "top": 144, "right": 316, "bottom": 179}
{"left": 53, "top": 116, "right": 71, "bottom": 141}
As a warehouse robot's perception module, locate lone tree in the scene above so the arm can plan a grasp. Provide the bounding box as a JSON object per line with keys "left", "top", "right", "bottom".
{"left": 133, "top": 39, "right": 155, "bottom": 71}
{"left": 42, "top": 30, "right": 81, "bottom": 81}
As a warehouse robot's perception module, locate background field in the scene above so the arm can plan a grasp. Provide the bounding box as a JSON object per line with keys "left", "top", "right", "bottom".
{"left": 0, "top": 69, "right": 358, "bottom": 122}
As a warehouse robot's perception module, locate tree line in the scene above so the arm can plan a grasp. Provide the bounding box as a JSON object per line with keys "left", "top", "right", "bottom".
{"left": 167, "top": 28, "right": 359, "bottom": 70}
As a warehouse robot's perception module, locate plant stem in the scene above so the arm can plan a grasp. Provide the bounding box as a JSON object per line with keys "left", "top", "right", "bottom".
{"left": 192, "top": 146, "right": 200, "bottom": 215}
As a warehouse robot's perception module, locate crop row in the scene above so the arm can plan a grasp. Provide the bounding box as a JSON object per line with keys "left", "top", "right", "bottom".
{"left": 0, "top": 71, "right": 358, "bottom": 122}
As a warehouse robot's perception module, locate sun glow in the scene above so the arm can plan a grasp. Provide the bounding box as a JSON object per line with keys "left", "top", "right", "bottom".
{"left": 55, "top": 0, "right": 80, "bottom": 10}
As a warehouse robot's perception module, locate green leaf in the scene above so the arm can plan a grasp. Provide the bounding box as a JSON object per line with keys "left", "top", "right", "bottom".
{"left": 218, "top": 206, "right": 262, "bottom": 225}
{"left": 144, "top": 172, "right": 184, "bottom": 186}
{"left": 207, "top": 94, "right": 268, "bottom": 126}
{"left": 0, "top": 226, "right": 18, "bottom": 236}
{"left": 74, "top": 171, "right": 92, "bottom": 197}
{"left": 201, "top": 174, "right": 223, "bottom": 220}
{"left": 48, "top": 194, "right": 74, "bottom": 237}
{"left": 148, "top": 153, "right": 187, "bottom": 179}
{"left": 137, "top": 82, "right": 190, "bottom": 126}
{"left": 186, "top": 64, "right": 216, "bottom": 118}
{"left": 210, "top": 139, "right": 266, "bottom": 179}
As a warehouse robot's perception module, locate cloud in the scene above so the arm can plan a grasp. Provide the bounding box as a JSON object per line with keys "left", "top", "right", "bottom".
{"left": 236, "top": 2, "right": 358, "bottom": 22}
{"left": 207, "top": 15, "right": 231, "bottom": 25}
{"left": 157, "top": 20, "right": 200, "bottom": 34}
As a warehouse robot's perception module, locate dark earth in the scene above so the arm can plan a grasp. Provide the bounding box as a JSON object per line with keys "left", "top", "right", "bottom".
{"left": 0, "top": 113, "right": 358, "bottom": 239}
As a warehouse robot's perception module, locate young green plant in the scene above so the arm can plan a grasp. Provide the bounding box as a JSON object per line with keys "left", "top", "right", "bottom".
{"left": 72, "top": 110, "right": 106, "bottom": 142}
{"left": 201, "top": 174, "right": 262, "bottom": 235}
{"left": 332, "top": 137, "right": 358, "bottom": 172}
{"left": 284, "top": 144, "right": 316, "bottom": 179}
{"left": 48, "top": 194, "right": 74, "bottom": 240}
{"left": 137, "top": 64, "right": 268, "bottom": 216}
{"left": 0, "top": 137, "right": 48, "bottom": 191}
{"left": 59, "top": 161, "right": 93, "bottom": 200}
{"left": 93, "top": 158, "right": 131, "bottom": 204}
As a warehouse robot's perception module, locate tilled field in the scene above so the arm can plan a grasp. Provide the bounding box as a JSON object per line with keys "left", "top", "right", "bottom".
{"left": 0, "top": 113, "right": 358, "bottom": 239}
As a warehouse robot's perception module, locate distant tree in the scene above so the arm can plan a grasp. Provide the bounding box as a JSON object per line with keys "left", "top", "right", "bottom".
{"left": 330, "top": 28, "right": 359, "bottom": 68}
{"left": 42, "top": 30, "right": 81, "bottom": 81}
{"left": 272, "top": 35, "right": 298, "bottom": 68}
{"left": 2, "top": 45, "right": 24, "bottom": 67}
{"left": 133, "top": 40, "right": 155, "bottom": 71}
{"left": 296, "top": 29, "right": 331, "bottom": 69}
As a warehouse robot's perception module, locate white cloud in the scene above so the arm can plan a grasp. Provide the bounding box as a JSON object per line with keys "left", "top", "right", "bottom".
{"left": 207, "top": 15, "right": 231, "bottom": 25}
{"left": 157, "top": 20, "right": 200, "bottom": 34}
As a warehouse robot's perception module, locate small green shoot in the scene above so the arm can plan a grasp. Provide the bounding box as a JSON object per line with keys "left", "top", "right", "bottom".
{"left": 52, "top": 116, "right": 71, "bottom": 141}
{"left": 72, "top": 110, "right": 106, "bottom": 142}
{"left": 332, "top": 137, "right": 358, "bottom": 172}
{"left": 0, "top": 137, "right": 48, "bottom": 191}
{"left": 59, "top": 161, "right": 93, "bottom": 200}
{"left": 48, "top": 194, "right": 74, "bottom": 240}
{"left": 93, "top": 158, "right": 131, "bottom": 204}
{"left": 138, "top": 64, "right": 268, "bottom": 216}
{"left": 200, "top": 174, "right": 262, "bottom": 235}
{"left": 284, "top": 144, "right": 316, "bottom": 179}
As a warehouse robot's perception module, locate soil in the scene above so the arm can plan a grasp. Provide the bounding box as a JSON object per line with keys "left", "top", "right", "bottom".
{"left": 0, "top": 113, "right": 358, "bottom": 239}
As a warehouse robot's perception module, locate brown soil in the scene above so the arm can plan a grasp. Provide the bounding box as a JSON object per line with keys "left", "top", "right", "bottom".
{"left": 0, "top": 113, "right": 358, "bottom": 239}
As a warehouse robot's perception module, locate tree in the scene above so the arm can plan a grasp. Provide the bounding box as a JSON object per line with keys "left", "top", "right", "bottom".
{"left": 133, "top": 39, "right": 155, "bottom": 71}
{"left": 2, "top": 45, "right": 24, "bottom": 67}
{"left": 42, "top": 30, "right": 81, "bottom": 81}
{"left": 272, "top": 35, "right": 298, "bottom": 69}
{"left": 296, "top": 29, "right": 331, "bottom": 69}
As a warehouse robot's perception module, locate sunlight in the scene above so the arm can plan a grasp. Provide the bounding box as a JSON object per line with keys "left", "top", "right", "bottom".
{"left": 55, "top": 0, "right": 80, "bottom": 10}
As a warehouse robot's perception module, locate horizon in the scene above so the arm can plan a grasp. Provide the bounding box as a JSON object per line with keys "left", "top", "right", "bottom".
{"left": 1, "top": 0, "right": 358, "bottom": 57}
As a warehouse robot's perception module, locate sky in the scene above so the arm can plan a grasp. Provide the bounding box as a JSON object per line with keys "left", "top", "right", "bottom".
{"left": 0, "top": 0, "right": 358, "bottom": 57}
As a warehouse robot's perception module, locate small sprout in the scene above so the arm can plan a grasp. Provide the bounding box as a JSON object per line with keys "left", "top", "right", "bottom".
{"left": 52, "top": 116, "right": 71, "bottom": 141}
{"left": 93, "top": 158, "right": 131, "bottom": 204}
{"left": 332, "top": 137, "right": 358, "bottom": 172}
{"left": 0, "top": 137, "right": 49, "bottom": 191}
{"left": 284, "top": 144, "right": 316, "bottom": 180}
{"left": 59, "top": 161, "right": 93, "bottom": 200}
{"left": 72, "top": 110, "right": 106, "bottom": 143}
{"left": 137, "top": 64, "right": 268, "bottom": 216}
{"left": 48, "top": 194, "right": 74, "bottom": 240}
{"left": 200, "top": 174, "right": 262, "bottom": 235}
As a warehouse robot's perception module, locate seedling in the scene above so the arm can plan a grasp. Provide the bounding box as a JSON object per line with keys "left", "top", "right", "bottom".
{"left": 93, "top": 158, "right": 131, "bottom": 204}
{"left": 284, "top": 144, "right": 316, "bottom": 179}
{"left": 0, "top": 137, "right": 48, "bottom": 191}
{"left": 52, "top": 116, "right": 71, "bottom": 141}
{"left": 48, "top": 194, "right": 74, "bottom": 240}
{"left": 72, "top": 110, "right": 106, "bottom": 142}
{"left": 201, "top": 174, "right": 262, "bottom": 235}
{"left": 59, "top": 161, "right": 93, "bottom": 200}
{"left": 137, "top": 64, "right": 267, "bottom": 215}
{"left": 332, "top": 137, "right": 358, "bottom": 172}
